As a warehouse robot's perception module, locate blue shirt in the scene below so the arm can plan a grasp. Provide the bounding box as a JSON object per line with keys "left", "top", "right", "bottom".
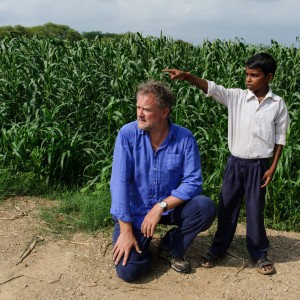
{"left": 110, "top": 120, "right": 203, "bottom": 229}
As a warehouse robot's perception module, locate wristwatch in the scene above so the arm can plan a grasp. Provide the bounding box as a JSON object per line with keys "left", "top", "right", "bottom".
{"left": 158, "top": 201, "right": 168, "bottom": 212}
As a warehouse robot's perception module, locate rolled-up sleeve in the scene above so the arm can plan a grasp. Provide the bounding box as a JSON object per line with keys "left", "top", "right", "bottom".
{"left": 110, "top": 130, "right": 134, "bottom": 223}
{"left": 275, "top": 100, "right": 290, "bottom": 145}
{"left": 171, "top": 135, "right": 203, "bottom": 200}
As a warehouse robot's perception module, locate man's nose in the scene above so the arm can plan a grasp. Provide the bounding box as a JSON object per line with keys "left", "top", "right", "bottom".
{"left": 137, "top": 108, "right": 143, "bottom": 116}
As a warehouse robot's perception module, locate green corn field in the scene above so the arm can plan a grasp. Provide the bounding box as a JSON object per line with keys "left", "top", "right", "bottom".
{"left": 0, "top": 34, "right": 299, "bottom": 231}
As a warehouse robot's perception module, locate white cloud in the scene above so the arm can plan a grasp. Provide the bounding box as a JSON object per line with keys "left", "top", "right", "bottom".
{"left": 0, "top": 0, "right": 299, "bottom": 45}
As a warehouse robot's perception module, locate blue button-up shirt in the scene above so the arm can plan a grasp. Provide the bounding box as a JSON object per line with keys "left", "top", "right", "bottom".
{"left": 110, "top": 120, "right": 203, "bottom": 229}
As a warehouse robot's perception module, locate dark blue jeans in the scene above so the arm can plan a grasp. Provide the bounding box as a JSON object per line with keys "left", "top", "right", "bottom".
{"left": 210, "top": 155, "right": 270, "bottom": 261}
{"left": 113, "top": 195, "right": 216, "bottom": 282}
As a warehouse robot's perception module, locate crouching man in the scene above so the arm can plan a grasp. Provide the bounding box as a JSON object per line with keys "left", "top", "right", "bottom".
{"left": 110, "top": 80, "right": 216, "bottom": 282}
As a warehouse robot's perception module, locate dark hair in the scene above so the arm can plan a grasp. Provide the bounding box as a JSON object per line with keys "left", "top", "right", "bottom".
{"left": 246, "top": 53, "right": 277, "bottom": 76}
{"left": 137, "top": 80, "right": 174, "bottom": 111}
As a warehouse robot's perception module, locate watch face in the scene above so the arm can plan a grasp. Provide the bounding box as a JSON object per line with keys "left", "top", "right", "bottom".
{"left": 159, "top": 202, "right": 167, "bottom": 211}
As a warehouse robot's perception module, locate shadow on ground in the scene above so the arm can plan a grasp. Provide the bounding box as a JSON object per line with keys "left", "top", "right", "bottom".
{"left": 133, "top": 230, "right": 300, "bottom": 284}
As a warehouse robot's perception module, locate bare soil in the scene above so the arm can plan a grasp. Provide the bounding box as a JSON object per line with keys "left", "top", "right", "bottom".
{"left": 0, "top": 197, "right": 300, "bottom": 300}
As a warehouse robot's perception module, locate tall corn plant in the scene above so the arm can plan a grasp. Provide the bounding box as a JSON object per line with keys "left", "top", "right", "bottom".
{"left": 0, "top": 34, "right": 299, "bottom": 230}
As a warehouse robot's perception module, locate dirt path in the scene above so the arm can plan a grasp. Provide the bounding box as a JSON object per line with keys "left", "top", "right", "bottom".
{"left": 0, "top": 197, "right": 300, "bottom": 300}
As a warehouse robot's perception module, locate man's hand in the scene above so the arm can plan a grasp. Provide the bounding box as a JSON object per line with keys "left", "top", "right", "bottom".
{"left": 261, "top": 144, "right": 283, "bottom": 188}
{"left": 141, "top": 204, "right": 163, "bottom": 238}
{"left": 162, "top": 68, "right": 186, "bottom": 80}
{"left": 261, "top": 168, "right": 275, "bottom": 188}
{"left": 163, "top": 69, "right": 208, "bottom": 93}
{"left": 113, "top": 224, "right": 141, "bottom": 266}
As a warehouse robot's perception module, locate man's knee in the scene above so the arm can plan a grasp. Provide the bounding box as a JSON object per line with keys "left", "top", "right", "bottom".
{"left": 201, "top": 195, "right": 216, "bottom": 216}
{"left": 116, "top": 264, "right": 140, "bottom": 282}
{"left": 115, "top": 261, "right": 151, "bottom": 282}
{"left": 192, "top": 195, "right": 217, "bottom": 225}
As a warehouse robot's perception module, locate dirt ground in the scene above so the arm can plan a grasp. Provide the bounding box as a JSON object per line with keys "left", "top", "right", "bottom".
{"left": 0, "top": 197, "right": 300, "bottom": 300}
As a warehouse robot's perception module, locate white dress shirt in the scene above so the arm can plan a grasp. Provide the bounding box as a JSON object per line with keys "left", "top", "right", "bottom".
{"left": 207, "top": 80, "right": 290, "bottom": 159}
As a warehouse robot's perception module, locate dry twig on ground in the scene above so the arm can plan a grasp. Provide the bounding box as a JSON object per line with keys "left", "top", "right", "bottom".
{"left": 16, "top": 236, "right": 44, "bottom": 265}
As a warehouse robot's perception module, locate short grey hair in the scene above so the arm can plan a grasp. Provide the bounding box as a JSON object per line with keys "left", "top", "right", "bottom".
{"left": 136, "top": 80, "right": 174, "bottom": 112}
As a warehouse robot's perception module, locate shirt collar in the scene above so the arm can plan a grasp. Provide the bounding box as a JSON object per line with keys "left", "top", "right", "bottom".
{"left": 168, "top": 120, "right": 177, "bottom": 140}
{"left": 246, "top": 87, "right": 279, "bottom": 102}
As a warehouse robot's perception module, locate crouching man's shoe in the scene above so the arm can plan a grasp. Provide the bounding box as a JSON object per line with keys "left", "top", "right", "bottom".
{"left": 158, "top": 241, "right": 191, "bottom": 273}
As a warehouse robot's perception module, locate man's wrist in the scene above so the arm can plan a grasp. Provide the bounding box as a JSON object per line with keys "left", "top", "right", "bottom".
{"left": 119, "top": 220, "right": 133, "bottom": 232}
{"left": 184, "top": 71, "right": 191, "bottom": 80}
{"left": 158, "top": 201, "right": 168, "bottom": 212}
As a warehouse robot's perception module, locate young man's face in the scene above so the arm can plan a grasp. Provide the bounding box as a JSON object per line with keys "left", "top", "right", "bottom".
{"left": 136, "top": 93, "right": 169, "bottom": 132}
{"left": 245, "top": 67, "right": 273, "bottom": 94}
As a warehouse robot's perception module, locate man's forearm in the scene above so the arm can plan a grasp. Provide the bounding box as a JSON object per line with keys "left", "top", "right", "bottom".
{"left": 119, "top": 220, "right": 133, "bottom": 233}
{"left": 185, "top": 74, "right": 208, "bottom": 94}
{"left": 161, "top": 195, "right": 184, "bottom": 211}
{"left": 270, "top": 144, "right": 283, "bottom": 172}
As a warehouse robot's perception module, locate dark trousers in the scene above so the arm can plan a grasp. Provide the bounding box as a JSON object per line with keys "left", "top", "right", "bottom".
{"left": 113, "top": 195, "right": 216, "bottom": 282}
{"left": 210, "top": 155, "right": 270, "bottom": 261}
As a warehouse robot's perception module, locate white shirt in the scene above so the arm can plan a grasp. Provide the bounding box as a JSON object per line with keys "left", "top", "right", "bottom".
{"left": 207, "top": 80, "right": 290, "bottom": 159}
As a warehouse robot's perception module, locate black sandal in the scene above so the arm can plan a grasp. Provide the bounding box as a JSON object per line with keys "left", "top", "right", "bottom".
{"left": 255, "top": 257, "right": 275, "bottom": 275}
{"left": 200, "top": 252, "right": 219, "bottom": 268}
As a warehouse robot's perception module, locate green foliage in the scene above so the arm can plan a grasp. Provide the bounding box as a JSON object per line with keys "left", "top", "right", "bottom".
{"left": 0, "top": 34, "right": 299, "bottom": 231}
{"left": 41, "top": 189, "right": 113, "bottom": 233}
{"left": 0, "top": 23, "right": 82, "bottom": 41}
{"left": 81, "top": 30, "right": 132, "bottom": 42}
{"left": 0, "top": 168, "right": 49, "bottom": 200}
{"left": 0, "top": 23, "right": 131, "bottom": 41}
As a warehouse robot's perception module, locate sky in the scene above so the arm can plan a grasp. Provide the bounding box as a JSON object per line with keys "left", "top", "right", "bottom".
{"left": 0, "top": 0, "right": 299, "bottom": 46}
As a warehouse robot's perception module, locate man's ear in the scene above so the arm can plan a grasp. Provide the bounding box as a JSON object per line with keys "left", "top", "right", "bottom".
{"left": 162, "top": 107, "right": 170, "bottom": 118}
{"left": 267, "top": 73, "right": 274, "bottom": 82}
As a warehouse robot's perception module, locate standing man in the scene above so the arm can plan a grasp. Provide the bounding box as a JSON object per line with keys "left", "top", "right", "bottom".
{"left": 110, "top": 80, "right": 216, "bottom": 282}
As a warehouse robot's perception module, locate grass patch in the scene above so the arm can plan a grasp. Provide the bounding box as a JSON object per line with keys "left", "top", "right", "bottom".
{"left": 40, "top": 189, "right": 113, "bottom": 234}
{"left": 0, "top": 168, "right": 50, "bottom": 201}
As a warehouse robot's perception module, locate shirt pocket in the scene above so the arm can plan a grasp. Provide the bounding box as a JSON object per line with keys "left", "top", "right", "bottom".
{"left": 165, "top": 154, "right": 184, "bottom": 171}
{"left": 160, "top": 154, "right": 184, "bottom": 185}
{"left": 255, "top": 111, "right": 275, "bottom": 143}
